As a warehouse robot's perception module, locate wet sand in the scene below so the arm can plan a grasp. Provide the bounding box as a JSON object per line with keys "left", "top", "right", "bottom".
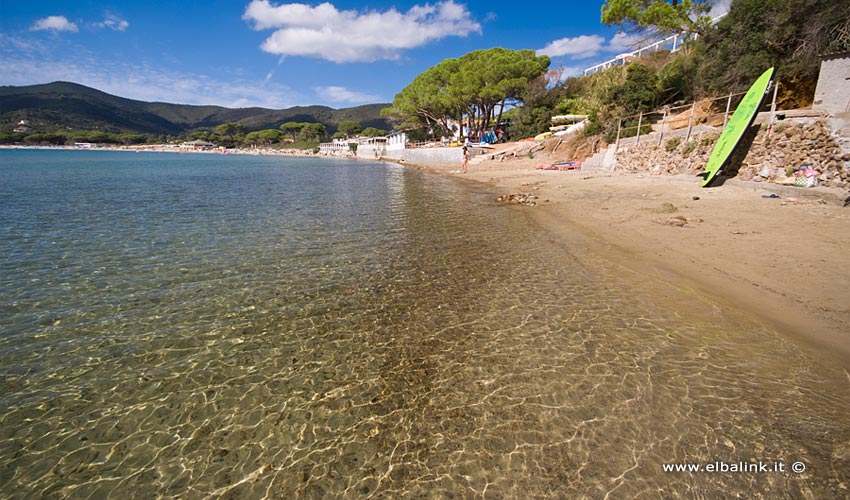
{"left": 404, "top": 149, "right": 850, "bottom": 368}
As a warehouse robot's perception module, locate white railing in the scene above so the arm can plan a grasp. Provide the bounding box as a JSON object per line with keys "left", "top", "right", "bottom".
{"left": 584, "top": 14, "right": 727, "bottom": 76}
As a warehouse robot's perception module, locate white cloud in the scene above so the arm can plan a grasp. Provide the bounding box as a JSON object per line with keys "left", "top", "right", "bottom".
{"left": 243, "top": 0, "right": 481, "bottom": 63}
{"left": 30, "top": 16, "right": 78, "bottom": 33}
{"left": 547, "top": 66, "right": 584, "bottom": 83}
{"left": 709, "top": 0, "right": 732, "bottom": 19}
{"left": 315, "top": 85, "right": 380, "bottom": 104}
{"left": 537, "top": 31, "right": 651, "bottom": 60}
{"left": 95, "top": 15, "right": 129, "bottom": 31}
{"left": 536, "top": 35, "right": 605, "bottom": 59}
{"left": 606, "top": 32, "right": 644, "bottom": 54}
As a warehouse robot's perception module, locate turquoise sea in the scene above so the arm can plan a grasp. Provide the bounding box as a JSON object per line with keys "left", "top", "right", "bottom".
{"left": 1, "top": 149, "right": 848, "bottom": 498}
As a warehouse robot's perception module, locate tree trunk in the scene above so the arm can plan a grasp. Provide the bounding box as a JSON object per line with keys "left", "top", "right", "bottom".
{"left": 496, "top": 98, "right": 505, "bottom": 128}
{"left": 481, "top": 104, "right": 491, "bottom": 136}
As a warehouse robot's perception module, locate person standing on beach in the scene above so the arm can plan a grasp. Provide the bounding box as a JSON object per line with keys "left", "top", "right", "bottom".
{"left": 461, "top": 146, "right": 469, "bottom": 174}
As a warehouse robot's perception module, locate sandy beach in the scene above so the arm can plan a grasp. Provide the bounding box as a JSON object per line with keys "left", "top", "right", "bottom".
{"left": 407, "top": 147, "right": 850, "bottom": 367}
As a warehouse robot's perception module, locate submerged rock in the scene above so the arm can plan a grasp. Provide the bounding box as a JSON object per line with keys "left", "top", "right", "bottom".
{"left": 496, "top": 192, "right": 539, "bottom": 206}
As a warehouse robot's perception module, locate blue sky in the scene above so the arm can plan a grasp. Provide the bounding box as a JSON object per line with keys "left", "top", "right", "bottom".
{"left": 0, "top": 1, "right": 729, "bottom": 109}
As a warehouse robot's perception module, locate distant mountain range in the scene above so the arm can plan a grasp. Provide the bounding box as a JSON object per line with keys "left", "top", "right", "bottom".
{"left": 0, "top": 81, "right": 392, "bottom": 137}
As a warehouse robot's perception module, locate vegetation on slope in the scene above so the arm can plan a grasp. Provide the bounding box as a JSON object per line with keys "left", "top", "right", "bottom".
{"left": 0, "top": 81, "right": 391, "bottom": 147}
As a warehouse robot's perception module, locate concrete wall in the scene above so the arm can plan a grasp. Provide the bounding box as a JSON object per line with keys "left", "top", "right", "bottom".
{"left": 813, "top": 53, "right": 850, "bottom": 115}
{"left": 355, "top": 144, "right": 386, "bottom": 159}
{"left": 383, "top": 147, "right": 463, "bottom": 164}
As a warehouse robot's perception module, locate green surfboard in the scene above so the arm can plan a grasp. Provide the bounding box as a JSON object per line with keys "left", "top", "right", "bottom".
{"left": 700, "top": 67, "right": 775, "bottom": 187}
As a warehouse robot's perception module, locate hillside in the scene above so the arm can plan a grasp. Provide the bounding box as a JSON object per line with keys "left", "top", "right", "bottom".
{"left": 0, "top": 82, "right": 391, "bottom": 137}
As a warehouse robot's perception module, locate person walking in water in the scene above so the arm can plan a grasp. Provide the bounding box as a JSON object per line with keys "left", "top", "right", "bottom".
{"left": 461, "top": 146, "right": 469, "bottom": 174}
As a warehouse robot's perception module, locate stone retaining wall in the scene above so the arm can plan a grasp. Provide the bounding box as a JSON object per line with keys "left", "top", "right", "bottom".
{"left": 615, "top": 119, "right": 850, "bottom": 188}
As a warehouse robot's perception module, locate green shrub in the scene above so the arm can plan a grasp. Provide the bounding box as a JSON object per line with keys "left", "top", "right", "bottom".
{"left": 665, "top": 136, "right": 682, "bottom": 152}
{"left": 681, "top": 141, "right": 697, "bottom": 156}
{"left": 699, "top": 134, "right": 717, "bottom": 147}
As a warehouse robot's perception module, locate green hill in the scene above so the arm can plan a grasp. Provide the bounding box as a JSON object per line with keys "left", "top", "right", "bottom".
{"left": 0, "top": 81, "right": 391, "bottom": 137}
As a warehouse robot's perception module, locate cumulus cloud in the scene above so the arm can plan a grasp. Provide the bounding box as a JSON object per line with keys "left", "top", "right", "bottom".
{"left": 243, "top": 0, "right": 481, "bottom": 63}
{"left": 95, "top": 15, "right": 129, "bottom": 31}
{"left": 537, "top": 31, "right": 651, "bottom": 60}
{"left": 536, "top": 35, "right": 606, "bottom": 59}
{"left": 315, "top": 85, "right": 380, "bottom": 104}
{"left": 30, "top": 16, "right": 79, "bottom": 33}
{"left": 605, "top": 32, "right": 644, "bottom": 54}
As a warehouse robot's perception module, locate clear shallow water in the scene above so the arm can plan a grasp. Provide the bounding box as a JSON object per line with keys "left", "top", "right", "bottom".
{"left": 1, "top": 149, "right": 848, "bottom": 499}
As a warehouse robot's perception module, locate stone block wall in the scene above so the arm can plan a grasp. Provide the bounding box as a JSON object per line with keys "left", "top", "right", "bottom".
{"left": 615, "top": 119, "right": 850, "bottom": 188}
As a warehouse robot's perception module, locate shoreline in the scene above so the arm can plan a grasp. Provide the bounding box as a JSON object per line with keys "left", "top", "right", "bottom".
{"left": 6, "top": 144, "right": 848, "bottom": 364}
{"left": 405, "top": 153, "right": 850, "bottom": 367}
{"left": 0, "top": 143, "right": 322, "bottom": 157}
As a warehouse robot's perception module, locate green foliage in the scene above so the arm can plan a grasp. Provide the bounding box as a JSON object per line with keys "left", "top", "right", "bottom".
{"left": 338, "top": 120, "right": 362, "bottom": 137}
{"left": 24, "top": 132, "right": 70, "bottom": 145}
{"left": 665, "top": 136, "right": 682, "bottom": 152}
{"left": 508, "top": 74, "right": 565, "bottom": 139}
{"left": 279, "top": 121, "right": 331, "bottom": 144}
{"left": 280, "top": 122, "right": 310, "bottom": 140}
{"left": 0, "top": 132, "right": 26, "bottom": 144}
{"left": 187, "top": 129, "right": 211, "bottom": 141}
{"left": 382, "top": 57, "right": 461, "bottom": 136}
{"left": 211, "top": 122, "right": 245, "bottom": 147}
{"left": 699, "top": 134, "right": 717, "bottom": 147}
{"left": 384, "top": 48, "right": 550, "bottom": 140}
{"left": 601, "top": 0, "right": 713, "bottom": 36}
{"left": 213, "top": 122, "right": 245, "bottom": 137}
{"left": 1, "top": 129, "right": 154, "bottom": 145}
{"left": 696, "top": 0, "right": 850, "bottom": 98}
{"left": 299, "top": 123, "right": 326, "bottom": 142}
{"left": 657, "top": 52, "right": 697, "bottom": 104}
{"left": 288, "top": 139, "right": 321, "bottom": 150}
{"left": 245, "top": 129, "right": 293, "bottom": 146}
{"left": 681, "top": 140, "right": 697, "bottom": 156}
{"left": 611, "top": 62, "right": 659, "bottom": 114}
{"left": 361, "top": 127, "right": 388, "bottom": 137}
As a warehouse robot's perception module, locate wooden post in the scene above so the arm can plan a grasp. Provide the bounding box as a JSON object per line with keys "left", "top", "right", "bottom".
{"left": 658, "top": 109, "right": 667, "bottom": 146}
{"left": 685, "top": 101, "right": 696, "bottom": 143}
{"left": 767, "top": 80, "right": 780, "bottom": 138}
{"left": 723, "top": 92, "right": 733, "bottom": 128}
{"left": 635, "top": 112, "right": 643, "bottom": 145}
{"left": 615, "top": 118, "right": 622, "bottom": 154}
